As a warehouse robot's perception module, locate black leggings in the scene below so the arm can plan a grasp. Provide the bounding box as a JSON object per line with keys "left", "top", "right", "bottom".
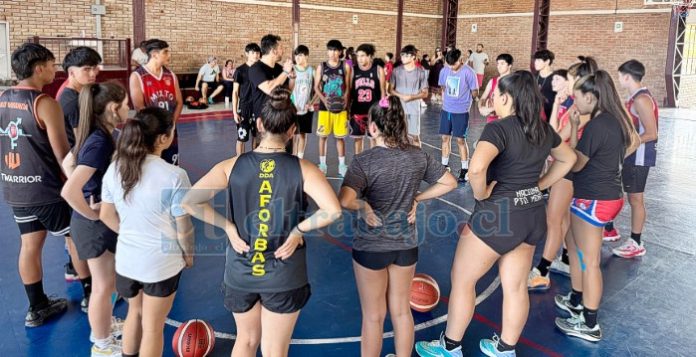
{"left": 223, "top": 81, "right": 234, "bottom": 98}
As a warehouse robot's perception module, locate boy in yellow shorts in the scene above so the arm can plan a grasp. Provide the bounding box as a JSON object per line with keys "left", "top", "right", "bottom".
{"left": 314, "top": 39, "right": 351, "bottom": 177}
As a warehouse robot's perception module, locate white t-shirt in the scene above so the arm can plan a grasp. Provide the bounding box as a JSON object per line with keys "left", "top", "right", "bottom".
{"left": 102, "top": 155, "right": 191, "bottom": 283}
{"left": 132, "top": 48, "right": 148, "bottom": 66}
{"left": 198, "top": 63, "right": 220, "bottom": 82}
{"left": 469, "top": 52, "right": 489, "bottom": 74}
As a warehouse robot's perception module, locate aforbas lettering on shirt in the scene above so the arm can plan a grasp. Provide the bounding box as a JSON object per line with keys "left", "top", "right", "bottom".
{"left": 0, "top": 173, "right": 42, "bottom": 183}
{"left": 514, "top": 187, "right": 543, "bottom": 207}
{"left": 251, "top": 159, "right": 276, "bottom": 277}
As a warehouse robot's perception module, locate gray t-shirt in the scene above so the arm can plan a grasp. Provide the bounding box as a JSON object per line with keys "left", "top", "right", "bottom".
{"left": 342, "top": 146, "right": 447, "bottom": 252}
{"left": 389, "top": 66, "right": 428, "bottom": 118}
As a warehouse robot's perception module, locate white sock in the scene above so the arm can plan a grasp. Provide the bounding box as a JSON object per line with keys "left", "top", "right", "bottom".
{"left": 339, "top": 156, "right": 346, "bottom": 166}
{"left": 320, "top": 156, "right": 326, "bottom": 165}
{"left": 298, "top": 152, "right": 304, "bottom": 159}
{"left": 442, "top": 157, "right": 449, "bottom": 166}
{"left": 462, "top": 160, "right": 469, "bottom": 169}
{"left": 94, "top": 336, "right": 113, "bottom": 349}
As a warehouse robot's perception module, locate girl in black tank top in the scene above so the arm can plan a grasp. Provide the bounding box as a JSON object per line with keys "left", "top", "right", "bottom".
{"left": 183, "top": 87, "right": 341, "bottom": 357}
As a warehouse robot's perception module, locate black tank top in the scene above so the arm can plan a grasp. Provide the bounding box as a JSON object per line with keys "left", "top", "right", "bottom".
{"left": 224, "top": 151, "right": 308, "bottom": 292}
{"left": 0, "top": 88, "right": 65, "bottom": 206}
{"left": 319, "top": 61, "right": 346, "bottom": 111}
{"left": 350, "top": 63, "right": 382, "bottom": 115}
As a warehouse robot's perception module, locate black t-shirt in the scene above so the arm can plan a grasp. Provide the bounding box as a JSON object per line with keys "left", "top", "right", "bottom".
{"left": 248, "top": 61, "right": 287, "bottom": 118}
{"left": 57, "top": 87, "right": 79, "bottom": 147}
{"left": 76, "top": 129, "right": 117, "bottom": 203}
{"left": 537, "top": 73, "right": 555, "bottom": 121}
{"left": 572, "top": 112, "right": 626, "bottom": 200}
{"left": 479, "top": 116, "right": 561, "bottom": 207}
{"left": 233, "top": 64, "right": 253, "bottom": 116}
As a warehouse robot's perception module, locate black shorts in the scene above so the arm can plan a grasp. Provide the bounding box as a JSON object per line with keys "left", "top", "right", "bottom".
{"left": 352, "top": 247, "right": 419, "bottom": 270}
{"left": 162, "top": 129, "right": 179, "bottom": 166}
{"left": 223, "top": 284, "right": 311, "bottom": 314}
{"left": 236, "top": 113, "right": 257, "bottom": 142}
{"left": 201, "top": 81, "right": 220, "bottom": 91}
{"left": 70, "top": 214, "right": 117, "bottom": 260}
{"left": 11, "top": 201, "right": 72, "bottom": 236}
{"left": 469, "top": 201, "right": 546, "bottom": 255}
{"left": 622, "top": 165, "right": 650, "bottom": 194}
{"left": 116, "top": 271, "right": 182, "bottom": 298}
{"left": 295, "top": 112, "right": 314, "bottom": 134}
{"left": 349, "top": 114, "right": 369, "bottom": 137}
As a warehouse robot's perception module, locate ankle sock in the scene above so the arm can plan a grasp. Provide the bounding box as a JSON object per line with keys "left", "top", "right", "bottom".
{"left": 80, "top": 276, "right": 92, "bottom": 298}
{"left": 569, "top": 289, "right": 583, "bottom": 307}
{"left": 25, "top": 280, "right": 48, "bottom": 310}
{"left": 497, "top": 338, "right": 515, "bottom": 352}
{"left": 583, "top": 308, "right": 598, "bottom": 328}
{"left": 631, "top": 232, "right": 642, "bottom": 245}
{"left": 443, "top": 334, "right": 461, "bottom": 351}
{"left": 537, "top": 258, "right": 552, "bottom": 276}
{"left": 561, "top": 248, "right": 569, "bottom": 264}
{"left": 605, "top": 221, "right": 614, "bottom": 232}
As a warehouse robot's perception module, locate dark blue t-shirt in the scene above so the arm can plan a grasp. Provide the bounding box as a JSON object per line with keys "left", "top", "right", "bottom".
{"left": 77, "top": 129, "right": 117, "bottom": 202}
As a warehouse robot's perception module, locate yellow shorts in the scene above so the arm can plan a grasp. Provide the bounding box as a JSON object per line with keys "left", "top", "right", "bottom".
{"left": 317, "top": 111, "right": 349, "bottom": 138}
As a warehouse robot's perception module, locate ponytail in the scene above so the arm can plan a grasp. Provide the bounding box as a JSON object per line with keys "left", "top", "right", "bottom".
{"left": 497, "top": 70, "right": 551, "bottom": 145}
{"left": 574, "top": 70, "right": 638, "bottom": 151}
{"left": 368, "top": 96, "right": 410, "bottom": 149}
{"left": 115, "top": 107, "right": 174, "bottom": 200}
{"left": 568, "top": 56, "right": 598, "bottom": 79}
{"left": 73, "top": 81, "right": 126, "bottom": 162}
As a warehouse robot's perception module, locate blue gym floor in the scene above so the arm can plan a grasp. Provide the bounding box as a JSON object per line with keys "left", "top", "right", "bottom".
{"left": 1, "top": 104, "right": 695, "bottom": 357}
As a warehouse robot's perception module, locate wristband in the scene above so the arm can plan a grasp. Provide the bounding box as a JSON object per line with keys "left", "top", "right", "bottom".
{"left": 296, "top": 226, "right": 308, "bottom": 234}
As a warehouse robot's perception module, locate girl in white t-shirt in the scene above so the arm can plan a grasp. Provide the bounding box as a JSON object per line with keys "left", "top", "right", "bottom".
{"left": 100, "top": 107, "right": 194, "bottom": 357}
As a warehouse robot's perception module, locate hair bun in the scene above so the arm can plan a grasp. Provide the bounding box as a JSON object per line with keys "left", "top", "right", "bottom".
{"left": 269, "top": 87, "right": 292, "bottom": 111}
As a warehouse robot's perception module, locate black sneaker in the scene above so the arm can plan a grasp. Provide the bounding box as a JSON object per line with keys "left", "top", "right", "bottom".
{"left": 25, "top": 297, "right": 68, "bottom": 327}
{"left": 458, "top": 169, "right": 469, "bottom": 183}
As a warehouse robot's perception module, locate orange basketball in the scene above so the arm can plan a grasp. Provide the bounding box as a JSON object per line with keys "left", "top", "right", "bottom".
{"left": 172, "top": 319, "right": 215, "bottom": 357}
{"left": 410, "top": 273, "right": 440, "bottom": 312}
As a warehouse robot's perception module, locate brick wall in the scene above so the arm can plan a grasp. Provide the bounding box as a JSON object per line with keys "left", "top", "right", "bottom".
{"left": 457, "top": 0, "right": 673, "bottom": 104}
{"left": 1, "top": 0, "right": 132, "bottom": 58}
{"left": 1, "top": 0, "right": 686, "bottom": 105}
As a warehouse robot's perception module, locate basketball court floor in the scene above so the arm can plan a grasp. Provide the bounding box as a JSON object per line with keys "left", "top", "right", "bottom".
{"left": 1, "top": 104, "right": 695, "bottom": 356}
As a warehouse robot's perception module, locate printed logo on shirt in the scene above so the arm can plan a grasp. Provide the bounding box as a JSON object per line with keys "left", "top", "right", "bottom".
{"left": 0, "top": 117, "right": 30, "bottom": 150}
{"left": 252, "top": 160, "right": 276, "bottom": 277}
{"left": 446, "top": 75, "right": 461, "bottom": 97}
{"left": 514, "top": 187, "right": 543, "bottom": 207}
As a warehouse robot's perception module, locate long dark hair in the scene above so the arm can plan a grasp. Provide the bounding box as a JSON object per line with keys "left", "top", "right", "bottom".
{"left": 368, "top": 96, "right": 410, "bottom": 149}
{"left": 497, "top": 70, "right": 551, "bottom": 145}
{"left": 574, "top": 70, "right": 638, "bottom": 151}
{"left": 114, "top": 107, "right": 174, "bottom": 200}
{"left": 260, "top": 87, "right": 297, "bottom": 138}
{"left": 73, "top": 82, "right": 127, "bottom": 161}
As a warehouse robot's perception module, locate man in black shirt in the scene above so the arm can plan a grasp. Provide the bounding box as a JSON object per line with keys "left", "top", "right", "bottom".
{"left": 533, "top": 49, "right": 556, "bottom": 121}
{"left": 57, "top": 46, "right": 101, "bottom": 312}
{"left": 232, "top": 43, "right": 261, "bottom": 154}
{"left": 248, "top": 34, "right": 294, "bottom": 152}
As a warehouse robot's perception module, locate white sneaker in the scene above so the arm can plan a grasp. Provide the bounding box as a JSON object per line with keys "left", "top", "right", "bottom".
{"left": 90, "top": 317, "right": 124, "bottom": 343}
{"left": 549, "top": 256, "right": 570, "bottom": 276}
{"left": 338, "top": 164, "right": 348, "bottom": 178}
{"left": 318, "top": 163, "right": 328, "bottom": 175}
{"left": 91, "top": 338, "right": 122, "bottom": 357}
{"left": 612, "top": 239, "right": 646, "bottom": 259}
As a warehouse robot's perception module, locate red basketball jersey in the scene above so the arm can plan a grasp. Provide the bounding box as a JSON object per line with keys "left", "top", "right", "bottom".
{"left": 134, "top": 66, "right": 178, "bottom": 113}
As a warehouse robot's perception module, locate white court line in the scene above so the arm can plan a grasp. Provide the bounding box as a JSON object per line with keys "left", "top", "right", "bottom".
{"left": 165, "top": 194, "right": 499, "bottom": 344}
{"left": 421, "top": 141, "right": 461, "bottom": 158}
